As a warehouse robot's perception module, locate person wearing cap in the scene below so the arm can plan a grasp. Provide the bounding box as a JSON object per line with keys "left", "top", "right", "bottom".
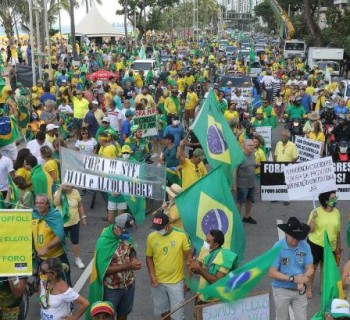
{"left": 251, "top": 108, "right": 270, "bottom": 127}
{"left": 303, "top": 110, "right": 321, "bottom": 135}
{"left": 325, "top": 298, "right": 350, "bottom": 320}
{"left": 307, "top": 191, "right": 341, "bottom": 299}
{"left": 232, "top": 139, "right": 257, "bottom": 224}
{"left": 177, "top": 139, "right": 207, "bottom": 189}
{"left": 124, "top": 126, "right": 149, "bottom": 161}
{"left": 161, "top": 183, "right": 184, "bottom": 229}
{"left": 120, "top": 110, "right": 134, "bottom": 145}
{"left": 98, "top": 131, "right": 118, "bottom": 159}
{"left": 146, "top": 211, "right": 192, "bottom": 320}
{"left": 90, "top": 301, "right": 115, "bottom": 320}
{"left": 269, "top": 217, "right": 314, "bottom": 320}
{"left": 88, "top": 213, "right": 142, "bottom": 320}
{"left": 45, "top": 123, "right": 59, "bottom": 144}
{"left": 164, "top": 89, "right": 180, "bottom": 125}
{"left": 95, "top": 117, "right": 118, "bottom": 143}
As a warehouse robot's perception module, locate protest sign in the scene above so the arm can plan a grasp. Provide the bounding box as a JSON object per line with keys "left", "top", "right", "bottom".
{"left": 0, "top": 210, "right": 32, "bottom": 276}
{"left": 334, "top": 161, "right": 350, "bottom": 200}
{"left": 195, "top": 292, "right": 270, "bottom": 320}
{"left": 133, "top": 107, "right": 158, "bottom": 137}
{"left": 60, "top": 147, "right": 166, "bottom": 200}
{"left": 255, "top": 126, "right": 272, "bottom": 148}
{"left": 284, "top": 157, "right": 336, "bottom": 200}
{"left": 294, "top": 136, "right": 322, "bottom": 162}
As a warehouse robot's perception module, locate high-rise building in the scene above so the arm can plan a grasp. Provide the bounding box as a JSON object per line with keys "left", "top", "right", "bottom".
{"left": 222, "top": 0, "right": 262, "bottom": 13}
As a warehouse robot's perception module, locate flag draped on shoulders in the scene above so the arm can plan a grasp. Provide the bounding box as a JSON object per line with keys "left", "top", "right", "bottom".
{"left": 124, "top": 195, "right": 146, "bottom": 225}
{"left": 191, "top": 90, "right": 245, "bottom": 185}
{"left": 174, "top": 166, "right": 245, "bottom": 262}
{"left": 311, "top": 231, "right": 344, "bottom": 320}
{"left": 199, "top": 243, "right": 281, "bottom": 302}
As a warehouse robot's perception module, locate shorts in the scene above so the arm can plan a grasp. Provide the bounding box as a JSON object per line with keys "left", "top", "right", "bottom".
{"left": 108, "top": 201, "right": 127, "bottom": 211}
{"left": 104, "top": 282, "right": 135, "bottom": 316}
{"left": 0, "top": 142, "right": 18, "bottom": 160}
{"left": 307, "top": 239, "right": 328, "bottom": 265}
{"left": 64, "top": 223, "right": 80, "bottom": 245}
{"left": 237, "top": 187, "right": 255, "bottom": 204}
{"left": 184, "top": 109, "right": 195, "bottom": 122}
{"left": 151, "top": 281, "right": 185, "bottom": 320}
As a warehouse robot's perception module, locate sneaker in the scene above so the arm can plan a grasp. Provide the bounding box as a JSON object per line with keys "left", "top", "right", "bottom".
{"left": 151, "top": 153, "right": 159, "bottom": 158}
{"left": 242, "top": 216, "right": 257, "bottom": 224}
{"left": 75, "top": 257, "right": 85, "bottom": 269}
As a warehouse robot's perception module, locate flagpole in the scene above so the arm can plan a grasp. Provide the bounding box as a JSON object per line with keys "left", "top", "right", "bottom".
{"left": 161, "top": 294, "right": 198, "bottom": 320}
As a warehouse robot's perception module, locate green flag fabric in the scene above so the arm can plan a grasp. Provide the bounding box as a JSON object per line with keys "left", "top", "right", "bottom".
{"left": 199, "top": 244, "right": 281, "bottom": 301}
{"left": 174, "top": 166, "right": 245, "bottom": 262}
{"left": 191, "top": 90, "right": 245, "bottom": 185}
{"left": 311, "top": 231, "right": 344, "bottom": 320}
{"left": 8, "top": 175, "right": 20, "bottom": 206}
{"left": 139, "top": 46, "right": 146, "bottom": 59}
{"left": 124, "top": 195, "right": 146, "bottom": 225}
{"left": 249, "top": 46, "right": 256, "bottom": 64}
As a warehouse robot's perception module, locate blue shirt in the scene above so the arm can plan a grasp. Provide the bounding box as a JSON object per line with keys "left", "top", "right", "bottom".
{"left": 300, "top": 94, "right": 312, "bottom": 113}
{"left": 120, "top": 119, "right": 131, "bottom": 145}
{"left": 84, "top": 110, "right": 99, "bottom": 137}
{"left": 334, "top": 105, "right": 349, "bottom": 115}
{"left": 163, "top": 125, "right": 185, "bottom": 146}
{"left": 40, "top": 92, "right": 56, "bottom": 104}
{"left": 271, "top": 238, "right": 313, "bottom": 289}
{"left": 113, "top": 95, "right": 123, "bottom": 111}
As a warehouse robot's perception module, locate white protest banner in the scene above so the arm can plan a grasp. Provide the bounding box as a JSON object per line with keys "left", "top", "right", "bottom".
{"left": 255, "top": 126, "right": 272, "bottom": 148}
{"left": 60, "top": 147, "right": 166, "bottom": 200}
{"left": 283, "top": 156, "right": 336, "bottom": 200}
{"left": 294, "top": 136, "right": 322, "bottom": 162}
{"left": 196, "top": 292, "right": 270, "bottom": 320}
{"left": 133, "top": 107, "right": 158, "bottom": 137}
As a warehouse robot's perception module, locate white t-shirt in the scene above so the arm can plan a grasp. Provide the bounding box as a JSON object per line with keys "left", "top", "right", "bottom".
{"left": 39, "top": 282, "right": 79, "bottom": 320}
{"left": 260, "top": 75, "right": 274, "bottom": 89}
{"left": 26, "top": 140, "right": 53, "bottom": 165}
{"left": 0, "top": 155, "right": 14, "bottom": 191}
{"left": 107, "top": 109, "right": 121, "bottom": 132}
{"left": 58, "top": 104, "right": 73, "bottom": 114}
{"left": 74, "top": 138, "right": 97, "bottom": 154}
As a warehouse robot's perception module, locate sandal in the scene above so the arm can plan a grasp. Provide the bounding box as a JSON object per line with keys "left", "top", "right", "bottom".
{"left": 306, "top": 290, "right": 313, "bottom": 299}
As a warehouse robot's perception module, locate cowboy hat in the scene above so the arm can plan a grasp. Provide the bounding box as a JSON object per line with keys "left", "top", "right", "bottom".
{"left": 166, "top": 183, "right": 182, "bottom": 198}
{"left": 308, "top": 111, "right": 320, "bottom": 121}
{"left": 277, "top": 217, "right": 310, "bottom": 240}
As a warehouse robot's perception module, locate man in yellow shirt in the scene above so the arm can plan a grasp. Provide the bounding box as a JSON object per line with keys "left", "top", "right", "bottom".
{"left": 164, "top": 89, "right": 180, "bottom": 124}
{"left": 274, "top": 129, "right": 299, "bottom": 163}
{"left": 146, "top": 211, "right": 191, "bottom": 320}
{"left": 98, "top": 132, "right": 117, "bottom": 158}
{"left": 184, "top": 72, "right": 195, "bottom": 87}
{"left": 70, "top": 89, "right": 89, "bottom": 128}
{"left": 177, "top": 141, "right": 207, "bottom": 189}
{"left": 184, "top": 86, "right": 199, "bottom": 127}
{"left": 134, "top": 86, "right": 155, "bottom": 108}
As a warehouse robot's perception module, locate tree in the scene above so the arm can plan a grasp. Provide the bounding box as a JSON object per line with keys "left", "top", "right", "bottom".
{"left": 254, "top": 1, "right": 277, "bottom": 31}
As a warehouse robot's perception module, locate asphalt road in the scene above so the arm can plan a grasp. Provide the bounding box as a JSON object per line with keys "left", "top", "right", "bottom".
{"left": 25, "top": 123, "right": 349, "bottom": 319}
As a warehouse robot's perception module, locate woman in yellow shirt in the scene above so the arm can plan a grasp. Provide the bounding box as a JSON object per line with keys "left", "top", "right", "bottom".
{"left": 224, "top": 102, "right": 239, "bottom": 122}
{"left": 14, "top": 148, "right": 32, "bottom": 190}
{"left": 307, "top": 120, "right": 325, "bottom": 155}
{"left": 40, "top": 145, "right": 60, "bottom": 192}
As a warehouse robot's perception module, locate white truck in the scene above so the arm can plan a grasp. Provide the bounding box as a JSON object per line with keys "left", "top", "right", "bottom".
{"left": 283, "top": 40, "right": 306, "bottom": 59}
{"left": 307, "top": 47, "right": 344, "bottom": 76}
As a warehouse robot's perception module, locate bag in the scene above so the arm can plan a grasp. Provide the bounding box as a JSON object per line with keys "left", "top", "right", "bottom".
{"left": 0, "top": 116, "right": 12, "bottom": 138}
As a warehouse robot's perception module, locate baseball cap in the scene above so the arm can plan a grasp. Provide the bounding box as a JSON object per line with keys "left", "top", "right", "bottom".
{"left": 151, "top": 212, "right": 169, "bottom": 231}
{"left": 327, "top": 299, "right": 350, "bottom": 318}
{"left": 114, "top": 213, "right": 136, "bottom": 232}
{"left": 102, "top": 116, "right": 110, "bottom": 123}
{"left": 92, "top": 100, "right": 99, "bottom": 105}
{"left": 90, "top": 301, "right": 115, "bottom": 317}
{"left": 121, "top": 145, "right": 131, "bottom": 154}
{"left": 193, "top": 148, "right": 205, "bottom": 161}
{"left": 46, "top": 124, "right": 59, "bottom": 131}
{"left": 125, "top": 110, "right": 134, "bottom": 117}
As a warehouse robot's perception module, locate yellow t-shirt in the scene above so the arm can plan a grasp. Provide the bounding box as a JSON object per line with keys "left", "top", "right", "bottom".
{"left": 184, "top": 75, "right": 195, "bottom": 86}
{"left": 181, "top": 158, "right": 207, "bottom": 189}
{"left": 32, "top": 219, "right": 64, "bottom": 259}
{"left": 164, "top": 97, "right": 179, "bottom": 115}
{"left": 146, "top": 228, "right": 191, "bottom": 283}
{"left": 43, "top": 159, "right": 60, "bottom": 182}
{"left": 308, "top": 207, "right": 340, "bottom": 251}
{"left": 315, "top": 95, "right": 326, "bottom": 112}
{"left": 305, "top": 86, "right": 315, "bottom": 97}
{"left": 72, "top": 96, "right": 89, "bottom": 119}
{"left": 55, "top": 189, "right": 81, "bottom": 227}
{"left": 16, "top": 167, "right": 32, "bottom": 190}
{"left": 254, "top": 148, "right": 266, "bottom": 175}
{"left": 224, "top": 110, "right": 239, "bottom": 122}
{"left": 109, "top": 82, "right": 121, "bottom": 94}
{"left": 134, "top": 74, "right": 143, "bottom": 89}
{"left": 308, "top": 131, "right": 325, "bottom": 143}
{"left": 185, "top": 92, "right": 199, "bottom": 110}
{"left": 177, "top": 78, "right": 186, "bottom": 93}
{"left": 274, "top": 141, "right": 298, "bottom": 162}
{"left": 104, "top": 92, "right": 113, "bottom": 108}
{"left": 167, "top": 204, "right": 184, "bottom": 230}
{"left": 98, "top": 144, "right": 117, "bottom": 158}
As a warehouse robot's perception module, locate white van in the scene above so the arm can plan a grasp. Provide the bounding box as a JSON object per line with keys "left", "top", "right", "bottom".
{"left": 131, "top": 59, "right": 159, "bottom": 77}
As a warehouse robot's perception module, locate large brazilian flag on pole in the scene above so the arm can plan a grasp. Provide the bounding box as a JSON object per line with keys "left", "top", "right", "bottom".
{"left": 174, "top": 166, "right": 245, "bottom": 262}
{"left": 191, "top": 90, "right": 245, "bottom": 186}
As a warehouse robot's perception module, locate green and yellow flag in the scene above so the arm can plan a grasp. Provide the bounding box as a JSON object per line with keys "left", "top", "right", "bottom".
{"left": 191, "top": 90, "right": 245, "bottom": 185}
{"left": 8, "top": 175, "right": 20, "bottom": 206}
{"left": 311, "top": 231, "right": 344, "bottom": 320}
{"left": 124, "top": 195, "right": 146, "bottom": 225}
{"left": 200, "top": 244, "right": 281, "bottom": 301}
{"left": 174, "top": 166, "right": 245, "bottom": 262}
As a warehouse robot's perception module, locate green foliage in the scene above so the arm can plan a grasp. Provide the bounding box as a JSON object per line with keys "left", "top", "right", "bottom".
{"left": 254, "top": 0, "right": 277, "bottom": 31}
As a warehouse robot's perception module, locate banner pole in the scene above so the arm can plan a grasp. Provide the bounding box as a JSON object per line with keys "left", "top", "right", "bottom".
{"left": 161, "top": 294, "right": 198, "bottom": 320}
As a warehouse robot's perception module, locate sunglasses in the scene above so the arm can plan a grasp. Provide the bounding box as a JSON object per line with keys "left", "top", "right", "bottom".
{"left": 102, "top": 122, "right": 109, "bottom": 124}
{"left": 81, "top": 132, "right": 88, "bottom": 135}
{"left": 40, "top": 269, "right": 54, "bottom": 275}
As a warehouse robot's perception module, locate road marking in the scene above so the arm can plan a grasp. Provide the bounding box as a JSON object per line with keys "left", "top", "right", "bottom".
{"left": 276, "top": 219, "right": 295, "bottom": 320}
{"left": 73, "top": 258, "right": 93, "bottom": 293}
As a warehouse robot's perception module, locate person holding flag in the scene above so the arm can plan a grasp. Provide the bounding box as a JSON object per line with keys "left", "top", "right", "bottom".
{"left": 269, "top": 217, "right": 314, "bottom": 320}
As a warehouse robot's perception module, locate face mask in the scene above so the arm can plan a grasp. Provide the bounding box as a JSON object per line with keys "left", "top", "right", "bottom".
{"left": 327, "top": 198, "right": 338, "bottom": 208}
{"left": 202, "top": 241, "right": 210, "bottom": 251}
{"left": 120, "top": 231, "right": 130, "bottom": 240}
{"left": 122, "top": 154, "right": 130, "bottom": 159}
{"left": 40, "top": 274, "right": 48, "bottom": 282}
{"left": 157, "top": 229, "right": 167, "bottom": 236}
{"left": 172, "top": 120, "right": 180, "bottom": 126}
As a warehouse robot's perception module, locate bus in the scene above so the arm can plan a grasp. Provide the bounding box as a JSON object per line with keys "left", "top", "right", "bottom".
{"left": 283, "top": 40, "right": 306, "bottom": 59}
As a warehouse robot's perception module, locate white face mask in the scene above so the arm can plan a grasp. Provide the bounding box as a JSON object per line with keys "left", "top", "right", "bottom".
{"left": 172, "top": 120, "right": 180, "bottom": 126}
{"left": 157, "top": 229, "right": 167, "bottom": 236}
{"left": 122, "top": 154, "right": 130, "bottom": 159}
{"left": 202, "top": 241, "right": 210, "bottom": 251}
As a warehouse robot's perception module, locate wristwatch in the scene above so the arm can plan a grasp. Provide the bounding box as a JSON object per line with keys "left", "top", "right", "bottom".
{"left": 289, "top": 275, "right": 294, "bottom": 283}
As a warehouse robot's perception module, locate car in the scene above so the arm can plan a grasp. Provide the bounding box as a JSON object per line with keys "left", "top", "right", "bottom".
{"left": 249, "top": 62, "right": 262, "bottom": 77}
{"left": 225, "top": 46, "right": 238, "bottom": 58}
{"left": 131, "top": 59, "right": 159, "bottom": 77}
{"left": 219, "top": 39, "right": 229, "bottom": 52}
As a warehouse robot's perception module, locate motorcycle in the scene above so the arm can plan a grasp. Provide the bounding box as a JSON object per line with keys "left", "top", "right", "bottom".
{"left": 324, "top": 123, "right": 335, "bottom": 156}
{"left": 289, "top": 118, "right": 303, "bottom": 142}
{"left": 332, "top": 140, "right": 350, "bottom": 162}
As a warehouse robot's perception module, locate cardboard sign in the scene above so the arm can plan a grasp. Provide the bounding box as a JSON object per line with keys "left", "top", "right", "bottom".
{"left": 295, "top": 136, "right": 322, "bottom": 162}
{"left": 255, "top": 126, "right": 272, "bottom": 148}
{"left": 133, "top": 107, "right": 158, "bottom": 137}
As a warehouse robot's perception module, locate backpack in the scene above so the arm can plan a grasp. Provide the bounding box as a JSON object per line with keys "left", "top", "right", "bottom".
{"left": 0, "top": 116, "right": 12, "bottom": 138}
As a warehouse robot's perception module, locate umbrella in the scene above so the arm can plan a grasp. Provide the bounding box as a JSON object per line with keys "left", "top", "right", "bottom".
{"left": 86, "top": 69, "right": 120, "bottom": 82}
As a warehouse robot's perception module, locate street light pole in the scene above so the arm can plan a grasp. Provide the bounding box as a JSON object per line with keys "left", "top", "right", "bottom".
{"left": 28, "top": 0, "right": 36, "bottom": 84}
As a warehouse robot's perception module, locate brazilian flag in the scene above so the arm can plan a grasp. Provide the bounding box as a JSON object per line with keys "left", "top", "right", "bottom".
{"left": 191, "top": 90, "right": 245, "bottom": 185}
{"left": 311, "top": 231, "right": 344, "bottom": 320}
{"left": 199, "top": 244, "right": 281, "bottom": 301}
{"left": 174, "top": 166, "right": 245, "bottom": 263}
{"left": 124, "top": 195, "right": 146, "bottom": 225}
{"left": 8, "top": 175, "right": 20, "bottom": 207}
